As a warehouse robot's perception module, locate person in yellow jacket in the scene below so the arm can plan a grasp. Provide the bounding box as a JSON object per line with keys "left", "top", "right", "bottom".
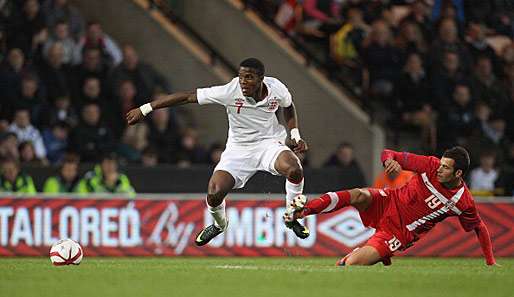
{"left": 43, "top": 156, "right": 81, "bottom": 193}
{"left": 77, "top": 153, "right": 135, "bottom": 195}
{"left": 0, "top": 158, "right": 37, "bottom": 193}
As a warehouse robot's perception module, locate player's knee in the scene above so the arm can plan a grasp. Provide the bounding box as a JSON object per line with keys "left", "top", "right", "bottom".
{"left": 286, "top": 164, "right": 303, "bottom": 181}
{"left": 344, "top": 258, "right": 371, "bottom": 266}
{"left": 206, "top": 192, "right": 224, "bottom": 207}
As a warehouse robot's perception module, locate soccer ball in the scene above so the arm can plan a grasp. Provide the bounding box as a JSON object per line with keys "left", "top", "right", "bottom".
{"left": 49, "top": 239, "right": 83, "bottom": 266}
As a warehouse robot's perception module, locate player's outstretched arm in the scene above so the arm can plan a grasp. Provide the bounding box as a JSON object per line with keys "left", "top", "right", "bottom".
{"left": 126, "top": 91, "right": 197, "bottom": 125}
{"left": 381, "top": 149, "right": 438, "bottom": 174}
{"left": 283, "top": 103, "right": 308, "bottom": 154}
{"left": 474, "top": 221, "right": 497, "bottom": 266}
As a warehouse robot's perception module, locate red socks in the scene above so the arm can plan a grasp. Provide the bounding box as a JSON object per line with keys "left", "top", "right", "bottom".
{"left": 302, "top": 191, "right": 351, "bottom": 216}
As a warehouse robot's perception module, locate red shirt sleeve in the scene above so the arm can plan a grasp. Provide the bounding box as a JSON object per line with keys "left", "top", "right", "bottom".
{"left": 381, "top": 149, "right": 439, "bottom": 174}
{"left": 458, "top": 203, "right": 482, "bottom": 232}
{"left": 304, "top": 0, "right": 330, "bottom": 22}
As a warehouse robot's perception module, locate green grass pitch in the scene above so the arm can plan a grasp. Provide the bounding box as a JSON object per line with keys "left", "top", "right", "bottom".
{"left": 0, "top": 257, "right": 512, "bottom": 297}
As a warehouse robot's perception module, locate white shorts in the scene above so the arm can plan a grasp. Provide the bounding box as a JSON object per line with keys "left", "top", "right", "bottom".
{"left": 214, "top": 140, "right": 291, "bottom": 189}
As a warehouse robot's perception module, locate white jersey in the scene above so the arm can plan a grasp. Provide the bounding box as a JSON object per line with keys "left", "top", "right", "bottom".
{"left": 197, "top": 76, "right": 292, "bottom": 147}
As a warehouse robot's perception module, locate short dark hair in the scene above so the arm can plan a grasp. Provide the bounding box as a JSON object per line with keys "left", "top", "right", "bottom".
{"left": 443, "top": 146, "right": 470, "bottom": 175}
{"left": 239, "top": 58, "right": 265, "bottom": 75}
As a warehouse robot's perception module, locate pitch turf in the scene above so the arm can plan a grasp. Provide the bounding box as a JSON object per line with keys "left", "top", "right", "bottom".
{"left": 0, "top": 257, "right": 512, "bottom": 297}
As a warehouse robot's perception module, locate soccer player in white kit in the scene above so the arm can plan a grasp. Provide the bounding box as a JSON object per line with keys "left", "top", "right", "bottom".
{"left": 126, "top": 58, "right": 309, "bottom": 245}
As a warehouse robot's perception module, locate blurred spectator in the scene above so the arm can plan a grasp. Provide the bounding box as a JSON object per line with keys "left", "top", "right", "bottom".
{"left": 429, "top": 18, "right": 471, "bottom": 73}
{"left": 0, "top": 48, "right": 34, "bottom": 108}
{"left": 42, "top": 0, "right": 85, "bottom": 40}
{"left": 77, "top": 76, "right": 108, "bottom": 111}
{"left": 43, "top": 155, "right": 80, "bottom": 193}
{"left": 471, "top": 56, "right": 509, "bottom": 112}
{"left": 495, "top": 143, "right": 514, "bottom": 196}
{"left": 0, "top": 157, "right": 37, "bottom": 193}
{"left": 147, "top": 107, "right": 181, "bottom": 163}
{"left": 38, "top": 95, "right": 78, "bottom": 128}
{"left": 141, "top": 146, "right": 158, "bottom": 167}
{"left": 15, "top": 74, "right": 45, "bottom": 123}
{"left": 110, "top": 45, "right": 171, "bottom": 104}
{"left": 323, "top": 142, "right": 366, "bottom": 185}
{"left": 73, "top": 21, "right": 122, "bottom": 66}
{"left": 465, "top": 22, "right": 497, "bottom": 66}
{"left": 8, "top": 109, "right": 47, "bottom": 161}
{"left": 302, "top": 0, "right": 342, "bottom": 35}
{"left": 37, "top": 42, "right": 71, "bottom": 101}
{"left": 401, "top": 0, "right": 433, "bottom": 41}
{"left": 392, "top": 53, "right": 434, "bottom": 143}
{"left": 469, "top": 151, "right": 498, "bottom": 195}
{"left": 42, "top": 121, "right": 69, "bottom": 164}
{"left": 330, "top": 7, "right": 368, "bottom": 68}
{"left": 208, "top": 142, "right": 224, "bottom": 165}
{"left": 482, "top": 115, "right": 508, "bottom": 146}
{"left": 112, "top": 80, "right": 138, "bottom": 136}
{"left": 7, "top": 0, "right": 46, "bottom": 57}
{"left": 394, "top": 21, "right": 427, "bottom": 63}
{"left": 77, "top": 153, "right": 135, "bottom": 194}
{"left": 361, "top": 19, "right": 399, "bottom": 100}
{"left": 373, "top": 169, "right": 414, "bottom": 189}
{"left": 431, "top": 50, "right": 468, "bottom": 106}
{"left": 432, "top": 0, "right": 465, "bottom": 25}
{"left": 70, "top": 47, "right": 109, "bottom": 97}
{"left": 70, "top": 103, "right": 114, "bottom": 162}
{"left": 19, "top": 140, "right": 45, "bottom": 165}
{"left": 43, "top": 20, "right": 76, "bottom": 65}
{"left": 176, "top": 128, "right": 207, "bottom": 167}
{"left": 274, "top": 0, "right": 302, "bottom": 35}
{"left": 437, "top": 84, "right": 474, "bottom": 149}
{"left": 0, "top": 132, "right": 19, "bottom": 161}
{"left": 118, "top": 123, "right": 148, "bottom": 163}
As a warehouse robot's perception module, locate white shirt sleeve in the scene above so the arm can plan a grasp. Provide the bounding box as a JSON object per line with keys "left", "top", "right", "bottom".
{"left": 197, "top": 78, "right": 237, "bottom": 106}
{"left": 274, "top": 79, "right": 292, "bottom": 107}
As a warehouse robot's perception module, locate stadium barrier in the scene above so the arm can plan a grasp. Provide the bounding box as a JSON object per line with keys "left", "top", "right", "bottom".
{"left": 1, "top": 194, "right": 513, "bottom": 257}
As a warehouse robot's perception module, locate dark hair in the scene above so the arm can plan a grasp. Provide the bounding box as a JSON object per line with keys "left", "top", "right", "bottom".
{"left": 239, "top": 58, "right": 265, "bottom": 75}
{"left": 338, "top": 142, "right": 353, "bottom": 150}
{"left": 443, "top": 146, "right": 470, "bottom": 175}
{"left": 101, "top": 152, "right": 118, "bottom": 162}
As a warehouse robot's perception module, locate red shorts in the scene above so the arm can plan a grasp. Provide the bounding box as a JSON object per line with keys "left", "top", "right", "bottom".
{"left": 358, "top": 188, "right": 411, "bottom": 258}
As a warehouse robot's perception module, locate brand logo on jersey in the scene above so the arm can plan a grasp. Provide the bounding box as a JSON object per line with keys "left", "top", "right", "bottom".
{"left": 318, "top": 209, "right": 375, "bottom": 247}
{"left": 267, "top": 98, "right": 278, "bottom": 111}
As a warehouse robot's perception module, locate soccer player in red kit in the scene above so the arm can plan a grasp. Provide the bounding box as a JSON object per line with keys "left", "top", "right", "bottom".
{"left": 284, "top": 146, "right": 497, "bottom": 266}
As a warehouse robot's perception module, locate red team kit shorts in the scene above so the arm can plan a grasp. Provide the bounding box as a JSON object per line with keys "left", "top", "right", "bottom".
{"left": 358, "top": 188, "right": 415, "bottom": 259}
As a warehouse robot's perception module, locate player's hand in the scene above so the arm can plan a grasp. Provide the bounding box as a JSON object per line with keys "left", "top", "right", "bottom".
{"left": 384, "top": 158, "right": 401, "bottom": 175}
{"left": 292, "top": 139, "right": 308, "bottom": 154}
{"left": 488, "top": 262, "right": 502, "bottom": 267}
{"left": 126, "top": 108, "right": 144, "bottom": 125}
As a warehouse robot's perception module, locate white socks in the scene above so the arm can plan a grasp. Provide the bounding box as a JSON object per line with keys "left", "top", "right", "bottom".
{"left": 208, "top": 200, "right": 228, "bottom": 230}
{"left": 285, "top": 178, "right": 304, "bottom": 207}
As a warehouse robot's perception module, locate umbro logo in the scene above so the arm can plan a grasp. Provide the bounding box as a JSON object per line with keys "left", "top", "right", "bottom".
{"left": 318, "top": 209, "right": 375, "bottom": 247}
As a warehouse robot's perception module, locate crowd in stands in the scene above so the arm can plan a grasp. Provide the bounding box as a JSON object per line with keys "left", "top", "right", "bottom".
{"left": 245, "top": 0, "right": 514, "bottom": 196}
{"left": 1, "top": 0, "right": 512, "bottom": 196}
{"left": 0, "top": 0, "right": 225, "bottom": 193}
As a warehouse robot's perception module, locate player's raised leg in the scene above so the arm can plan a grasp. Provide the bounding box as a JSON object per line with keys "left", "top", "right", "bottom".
{"left": 274, "top": 150, "right": 309, "bottom": 239}
{"left": 287, "top": 188, "right": 373, "bottom": 219}
{"left": 195, "top": 170, "right": 234, "bottom": 246}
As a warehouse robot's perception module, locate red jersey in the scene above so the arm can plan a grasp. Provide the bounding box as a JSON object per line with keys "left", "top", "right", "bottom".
{"left": 381, "top": 150, "right": 482, "bottom": 241}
